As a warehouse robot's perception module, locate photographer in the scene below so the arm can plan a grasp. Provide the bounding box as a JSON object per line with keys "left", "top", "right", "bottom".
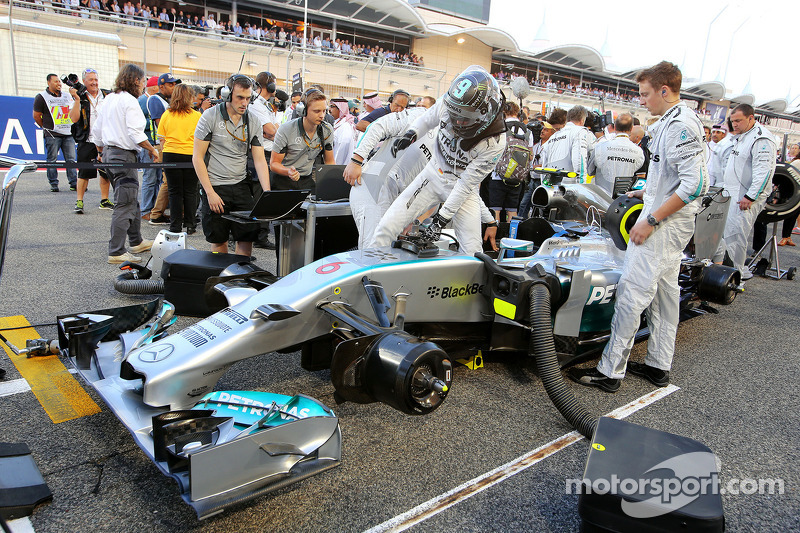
{"left": 487, "top": 101, "right": 530, "bottom": 222}
{"left": 71, "top": 68, "right": 114, "bottom": 214}
{"left": 33, "top": 74, "right": 81, "bottom": 192}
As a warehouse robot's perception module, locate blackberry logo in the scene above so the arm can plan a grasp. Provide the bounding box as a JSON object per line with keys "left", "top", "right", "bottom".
{"left": 427, "top": 283, "right": 483, "bottom": 299}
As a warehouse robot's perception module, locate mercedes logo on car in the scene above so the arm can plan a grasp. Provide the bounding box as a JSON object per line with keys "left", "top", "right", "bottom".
{"left": 138, "top": 343, "right": 174, "bottom": 363}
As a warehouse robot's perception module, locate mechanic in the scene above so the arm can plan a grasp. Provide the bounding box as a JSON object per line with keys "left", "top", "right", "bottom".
{"left": 344, "top": 101, "right": 498, "bottom": 250}
{"left": 569, "top": 61, "right": 708, "bottom": 392}
{"left": 329, "top": 98, "right": 357, "bottom": 165}
{"left": 355, "top": 89, "right": 410, "bottom": 132}
{"left": 542, "top": 105, "right": 592, "bottom": 182}
{"left": 248, "top": 71, "right": 282, "bottom": 191}
{"left": 370, "top": 65, "right": 506, "bottom": 255}
{"left": 146, "top": 73, "right": 181, "bottom": 226}
{"left": 713, "top": 104, "right": 776, "bottom": 281}
{"left": 707, "top": 124, "right": 733, "bottom": 186}
{"left": 33, "top": 73, "right": 80, "bottom": 192}
{"left": 270, "top": 88, "right": 335, "bottom": 192}
{"left": 192, "top": 75, "right": 271, "bottom": 257}
{"left": 71, "top": 68, "right": 114, "bottom": 214}
{"left": 93, "top": 63, "right": 158, "bottom": 264}
{"left": 588, "top": 113, "right": 645, "bottom": 195}
{"left": 270, "top": 88, "right": 334, "bottom": 267}
{"left": 518, "top": 120, "right": 555, "bottom": 219}
{"left": 487, "top": 101, "right": 531, "bottom": 222}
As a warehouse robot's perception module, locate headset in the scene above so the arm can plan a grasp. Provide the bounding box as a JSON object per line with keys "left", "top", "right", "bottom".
{"left": 297, "top": 87, "right": 324, "bottom": 118}
{"left": 388, "top": 89, "right": 410, "bottom": 104}
{"left": 221, "top": 74, "right": 259, "bottom": 104}
{"left": 260, "top": 71, "right": 277, "bottom": 94}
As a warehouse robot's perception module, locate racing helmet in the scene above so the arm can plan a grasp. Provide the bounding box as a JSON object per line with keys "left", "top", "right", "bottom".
{"left": 443, "top": 65, "right": 502, "bottom": 139}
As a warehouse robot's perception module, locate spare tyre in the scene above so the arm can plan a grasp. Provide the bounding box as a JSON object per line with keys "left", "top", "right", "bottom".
{"left": 757, "top": 163, "right": 800, "bottom": 223}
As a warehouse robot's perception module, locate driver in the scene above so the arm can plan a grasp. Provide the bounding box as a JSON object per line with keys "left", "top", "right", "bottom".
{"left": 371, "top": 65, "right": 506, "bottom": 254}
{"left": 569, "top": 61, "right": 708, "bottom": 392}
{"left": 344, "top": 103, "right": 498, "bottom": 250}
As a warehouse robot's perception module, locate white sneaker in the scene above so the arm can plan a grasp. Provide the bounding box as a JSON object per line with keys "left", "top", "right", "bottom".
{"left": 741, "top": 269, "right": 753, "bottom": 281}
{"left": 129, "top": 239, "right": 154, "bottom": 254}
{"left": 108, "top": 252, "right": 142, "bottom": 264}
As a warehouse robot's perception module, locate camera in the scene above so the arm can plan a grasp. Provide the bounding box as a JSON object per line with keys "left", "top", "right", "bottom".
{"left": 61, "top": 74, "right": 87, "bottom": 97}
{"left": 586, "top": 111, "right": 613, "bottom": 134}
{"left": 527, "top": 119, "right": 543, "bottom": 145}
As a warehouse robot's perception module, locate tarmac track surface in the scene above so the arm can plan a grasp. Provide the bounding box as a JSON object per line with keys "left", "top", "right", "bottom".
{"left": 0, "top": 171, "right": 798, "bottom": 532}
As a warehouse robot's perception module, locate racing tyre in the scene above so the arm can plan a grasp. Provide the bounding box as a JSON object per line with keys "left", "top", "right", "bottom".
{"left": 758, "top": 163, "right": 800, "bottom": 223}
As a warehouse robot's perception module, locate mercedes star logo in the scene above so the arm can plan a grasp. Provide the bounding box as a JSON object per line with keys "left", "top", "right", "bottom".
{"left": 138, "top": 343, "right": 174, "bottom": 363}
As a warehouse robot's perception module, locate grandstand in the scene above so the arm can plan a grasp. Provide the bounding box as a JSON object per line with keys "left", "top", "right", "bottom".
{"left": 0, "top": 0, "right": 798, "bottom": 145}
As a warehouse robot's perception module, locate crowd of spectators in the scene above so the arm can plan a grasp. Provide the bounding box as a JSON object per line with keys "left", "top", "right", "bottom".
{"left": 494, "top": 70, "right": 640, "bottom": 103}
{"left": 26, "top": 0, "right": 424, "bottom": 67}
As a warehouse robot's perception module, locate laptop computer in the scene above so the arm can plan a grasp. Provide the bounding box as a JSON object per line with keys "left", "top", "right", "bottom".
{"left": 228, "top": 190, "right": 311, "bottom": 220}
{"left": 312, "top": 165, "right": 349, "bottom": 201}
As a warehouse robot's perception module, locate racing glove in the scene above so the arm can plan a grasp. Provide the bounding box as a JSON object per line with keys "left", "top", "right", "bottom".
{"left": 420, "top": 212, "right": 449, "bottom": 243}
{"left": 391, "top": 130, "right": 417, "bottom": 158}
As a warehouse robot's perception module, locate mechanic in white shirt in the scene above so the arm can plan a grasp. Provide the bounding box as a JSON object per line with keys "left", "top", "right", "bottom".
{"left": 707, "top": 124, "right": 732, "bottom": 186}
{"left": 588, "top": 113, "right": 645, "bottom": 195}
{"left": 94, "top": 63, "right": 158, "bottom": 264}
{"left": 544, "top": 105, "right": 592, "bottom": 182}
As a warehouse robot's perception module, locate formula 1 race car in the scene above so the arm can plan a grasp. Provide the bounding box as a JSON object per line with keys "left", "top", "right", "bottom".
{"left": 58, "top": 168, "right": 740, "bottom": 421}
{"left": 30, "top": 163, "right": 744, "bottom": 516}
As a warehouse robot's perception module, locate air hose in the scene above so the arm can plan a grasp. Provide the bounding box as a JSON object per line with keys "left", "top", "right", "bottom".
{"left": 114, "top": 271, "right": 165, "bottom": 294}
{"left": 528, "top": 283, "right": 597, "bottom": 438}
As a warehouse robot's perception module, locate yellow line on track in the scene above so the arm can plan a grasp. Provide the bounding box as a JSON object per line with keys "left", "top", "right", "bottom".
{"left": 0, "top": 315, "right": 100, "bottom": 423}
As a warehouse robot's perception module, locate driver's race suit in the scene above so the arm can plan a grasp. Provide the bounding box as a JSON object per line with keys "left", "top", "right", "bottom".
{"left": 597, "top": 102, "right": 708, "bottom": 379}
{"left": 371, "top": 98, "right": 505, "bottom": 254}
{"left": 543, "top": 122, "right": 592, "bottom": 182}
{"left": 714, "top": 124, "right": 776, "bottom": 277}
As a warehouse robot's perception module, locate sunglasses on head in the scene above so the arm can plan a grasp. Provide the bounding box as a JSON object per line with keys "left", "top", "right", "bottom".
{"left": 82, "top": 68, "right": 98, "bottom": 78}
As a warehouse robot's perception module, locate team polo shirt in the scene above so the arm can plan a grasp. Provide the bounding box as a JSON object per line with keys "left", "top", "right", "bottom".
{"left": 272, "top": 118, "right": 333, "bottom": 177}
{"left": 195, "top": 104, "right": 264, "bottom": 186}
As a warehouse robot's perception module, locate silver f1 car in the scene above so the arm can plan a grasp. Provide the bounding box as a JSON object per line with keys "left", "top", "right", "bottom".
{"left": 0, "top": 156, "right": 743, "bottom": 517}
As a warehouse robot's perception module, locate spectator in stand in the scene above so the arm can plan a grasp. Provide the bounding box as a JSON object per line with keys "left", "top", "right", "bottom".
{"left": 94, "top": 63, "right": 157, "bottom": 264}
{"left": 278, "top": 27, "right": 286, "bottom": 46}
{"left": 157, "top": 84, "right": 201, "bottom": 235}
{"left": 33, "top": 73, "right": 80, "bottom": 192}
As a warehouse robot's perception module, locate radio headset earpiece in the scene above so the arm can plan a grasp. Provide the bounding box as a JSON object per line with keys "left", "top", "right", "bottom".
{"left": 299, "top": 87, "right": 323, "bottom": 118}
{"left": 264, "top": 71, "right": 277, "bottom": 94}
{"left": 225, "top": 74, "right": 259, "bottom": 104}
{"left": 388, "top": 89, "right": 410, "bottom": 104}
{"left": 662, "top": 89, "right": 666, "bottom": 96}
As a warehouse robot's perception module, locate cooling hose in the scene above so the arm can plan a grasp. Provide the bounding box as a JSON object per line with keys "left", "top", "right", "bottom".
{"left": 114, "top": 271, "right": 165, "bottom": 295}
{"left": 528, "top": 283, "right": 598, "bottom": 438}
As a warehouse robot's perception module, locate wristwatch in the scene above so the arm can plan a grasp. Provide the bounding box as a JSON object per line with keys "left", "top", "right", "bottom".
{"left": 646, "top": 214, "right": 660, "bottom": 227}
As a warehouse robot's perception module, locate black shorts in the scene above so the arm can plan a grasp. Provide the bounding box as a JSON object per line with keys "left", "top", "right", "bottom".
{"left": 488, "top": 179, "right": 522, "bottom": 211}
{"left": 77, "top": 141, "right": 107, "bottom": 180}
{"left": 200, "top": 180, "right": 260, "bottom": 244}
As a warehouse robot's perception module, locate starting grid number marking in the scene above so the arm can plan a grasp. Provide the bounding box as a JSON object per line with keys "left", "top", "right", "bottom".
{"left": 0, "top": 315, "right": 101, "bottom": 423}
{"left": 364, "top": 385, "right": 680, "bottom": 533}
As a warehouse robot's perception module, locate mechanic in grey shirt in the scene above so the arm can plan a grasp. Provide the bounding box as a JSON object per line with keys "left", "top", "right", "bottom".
{"left": 270, "top": 88, "right": 334, "bottom": 192}
{"left": 193, "top": 75, "right": 270, "bottom": 257}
